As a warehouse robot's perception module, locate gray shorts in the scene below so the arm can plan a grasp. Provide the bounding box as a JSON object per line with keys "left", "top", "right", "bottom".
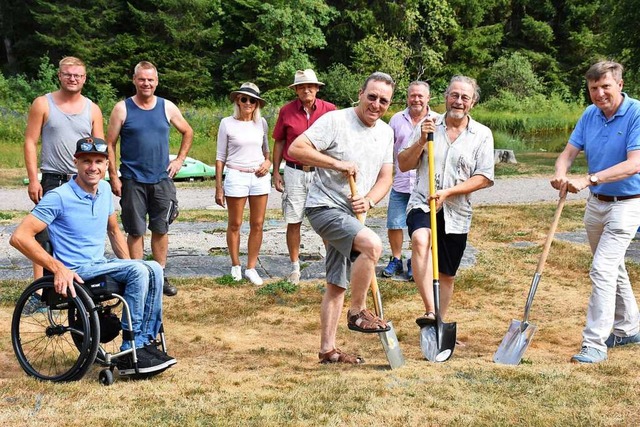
{"left": 120, "top": 178, "right": 178, "bottom": 236}
{"left": 306, "top": 206, "right": 364, "bottom": 288}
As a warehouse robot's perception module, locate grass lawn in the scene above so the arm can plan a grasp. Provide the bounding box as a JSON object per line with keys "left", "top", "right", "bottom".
{"left": 1, "top": 200, "right": 638, "bottom": 426}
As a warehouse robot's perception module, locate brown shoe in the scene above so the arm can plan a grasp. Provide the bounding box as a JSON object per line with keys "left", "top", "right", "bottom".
{"left": 347, "top": 309, "right": 390, "bottom": 333}
{"left": 318, "top": 348, "right": 364, "bottom": 364}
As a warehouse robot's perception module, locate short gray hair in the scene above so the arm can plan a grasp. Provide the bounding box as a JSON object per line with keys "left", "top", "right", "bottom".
{"left": 585, "top": 61, "right": 624, "bottom": 83}
{"left": 361, "top": 72, "right": 396, "bottom": 92}
{"left": 445, "top": 75, "right": 480, "bottom": 103}
{"left": 408, "top": 80, "right": 430, "bottom": 96}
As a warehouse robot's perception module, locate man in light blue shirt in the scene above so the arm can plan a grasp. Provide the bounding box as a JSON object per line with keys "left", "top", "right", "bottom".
{"left": 10, "top": 137, "right": 176, "bottom": 376}
{"left": 551, "top": 61, "right": 640, "bottom": 364}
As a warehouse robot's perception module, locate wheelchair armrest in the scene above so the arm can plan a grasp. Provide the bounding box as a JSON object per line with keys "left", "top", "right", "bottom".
{"left": 83, "top": 275, "right": 125, "bottom": 298}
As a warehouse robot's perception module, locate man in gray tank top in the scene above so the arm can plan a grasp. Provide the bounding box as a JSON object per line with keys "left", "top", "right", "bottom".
{"left": 23, "top": 56, "right": 104, "bottom": 279}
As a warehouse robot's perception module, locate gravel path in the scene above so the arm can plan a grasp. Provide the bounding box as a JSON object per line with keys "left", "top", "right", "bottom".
{"left": 0, "top": 177, "right": 589, "bottom": 282}
{"left": 0, "top": 176, "right": 585, "bottom": 212}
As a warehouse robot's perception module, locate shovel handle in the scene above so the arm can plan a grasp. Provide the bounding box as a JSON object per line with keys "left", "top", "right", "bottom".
{"left": 535, "top": 193, "right": 567, "bottom": 275}
{"left": 426, "top": 133, "right": 439, "bottom": 281}
{"left": 348, "top": 175, "right": 384, "bottom": 318}
{"left": 522, "top": 193, "right": 567, "bottom": 323}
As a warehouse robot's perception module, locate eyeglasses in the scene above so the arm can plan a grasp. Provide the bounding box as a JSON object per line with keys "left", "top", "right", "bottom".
{"left": 447, "top": 92, "right": 472, "bottom": 103}
{"left": 60, "top": 72, "right": 86, "bottom": 80}
{"left": 240, "top": 96, "right": 257, "bottom": 104}
{"left": 79, "top": 142, "right": 108, "bottom": 153}
{"left": 366, "top": 93, "right": 390, "bottom": 106}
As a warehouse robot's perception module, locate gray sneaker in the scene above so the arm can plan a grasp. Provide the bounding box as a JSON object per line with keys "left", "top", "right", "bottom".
{"left": 23, "top": 293, "right": 47, "bottom": 316}
{"left": 570, "top": 346, "right": 607, "bottom": 364}
{"left": 605, "top": 332, "right": 640, "bottom": 348}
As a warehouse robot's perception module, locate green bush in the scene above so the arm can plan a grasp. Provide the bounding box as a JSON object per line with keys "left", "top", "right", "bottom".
{"left": 480, "top": 52, "right": 542, "bottom": 100}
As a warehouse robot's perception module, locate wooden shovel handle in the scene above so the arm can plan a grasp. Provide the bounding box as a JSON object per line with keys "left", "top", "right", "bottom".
{"left": 535, "top": 192, "right": 567, "bottom": 275}
{"left": 348, "top": 175, "right": 384, "bottom": 318}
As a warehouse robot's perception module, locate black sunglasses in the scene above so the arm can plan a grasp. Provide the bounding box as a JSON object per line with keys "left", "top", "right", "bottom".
{"left": 240, "top": 96, "right": 257, "bottom": 104}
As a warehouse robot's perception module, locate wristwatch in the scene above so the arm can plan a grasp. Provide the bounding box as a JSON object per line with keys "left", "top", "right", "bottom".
{"left": 589, "top": 174, "right": 600, "bottom": 186}
{"left": 365, "top": 197, "right": 376, "bottom": 209}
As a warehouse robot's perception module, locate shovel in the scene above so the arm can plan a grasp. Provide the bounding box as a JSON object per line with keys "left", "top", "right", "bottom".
{"left": 348, "top": 175, "right": 405, "bottom": 369}
{"left": 493, "top": 192, "right": 566, "bottom": 365}
{"left": 420, "top": 132, "right": 457, "bottom": 362}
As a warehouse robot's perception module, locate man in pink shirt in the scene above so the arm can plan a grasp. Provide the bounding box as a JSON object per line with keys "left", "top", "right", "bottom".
{"left": 382, "top": 81, "right": 439, "bottom": 280}
{"left": 272, "top": 69, "right": 336, "bottom": 284}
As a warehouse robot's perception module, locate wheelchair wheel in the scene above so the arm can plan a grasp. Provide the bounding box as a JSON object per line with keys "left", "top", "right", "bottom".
{"left": 11, "top": 278, "right": 100, "bottom": 382}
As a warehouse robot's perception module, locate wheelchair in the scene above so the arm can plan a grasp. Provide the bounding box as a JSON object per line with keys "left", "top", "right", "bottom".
{"left": 11, "top": 273, "right": 168, "bottom": 386}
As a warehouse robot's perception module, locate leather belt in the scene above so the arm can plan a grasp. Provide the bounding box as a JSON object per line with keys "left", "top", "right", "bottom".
{"left": 42, "top": 172, "right": 75, "bottom": 182}
{"left": 226, "top": 164, "right": 257, "bottom": 173}
{"left": 286, "top": 161, "right": 315, "bottom": 172}
{"left": 593, "top": 193, "right": 640, "bottom": 202}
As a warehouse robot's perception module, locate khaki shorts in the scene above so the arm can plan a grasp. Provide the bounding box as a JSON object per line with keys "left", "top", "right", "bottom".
{"left": 282, "top": 165, "right": 314, "bottom": 224}
{"left": 306, "top": 206, "right": 364, "bottom": 288}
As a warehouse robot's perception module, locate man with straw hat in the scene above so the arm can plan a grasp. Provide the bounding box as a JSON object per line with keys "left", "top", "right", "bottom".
{"left": 272, "top": 69, "right": 336, "bottom": 284}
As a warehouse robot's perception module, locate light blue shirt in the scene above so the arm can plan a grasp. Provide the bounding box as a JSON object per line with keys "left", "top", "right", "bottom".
{"left": 569, "top": 93, "right": 640, "bottom": 196}
{"left": 31, "top": 179, "right": 113, "bottom": 269}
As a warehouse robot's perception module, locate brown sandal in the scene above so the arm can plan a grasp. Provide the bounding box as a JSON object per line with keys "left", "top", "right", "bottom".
{"left": 347, "top": 309, "right": 390, "bottom": 333}
{"left": 318, "top": 348, "right": 365, "bottom": 364}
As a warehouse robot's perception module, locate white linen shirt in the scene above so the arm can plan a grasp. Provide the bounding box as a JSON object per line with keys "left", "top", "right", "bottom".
{"left": 404, "top": 114, "right": 494, "bottom": 234}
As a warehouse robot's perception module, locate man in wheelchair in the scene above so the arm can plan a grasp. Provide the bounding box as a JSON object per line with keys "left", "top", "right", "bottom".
{"left": 10, "top": 136, "right": 176, "bottom": 376}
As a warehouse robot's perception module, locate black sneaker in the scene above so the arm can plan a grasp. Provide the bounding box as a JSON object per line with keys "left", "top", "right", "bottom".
{"left": 144, "top": 343, "right": 177, "bottom": 366}
{"left": 163, "top": 277, "right": 178, "bottom": 296}
{"left": 117, "top": 347, "right": 172, "bottom": 376}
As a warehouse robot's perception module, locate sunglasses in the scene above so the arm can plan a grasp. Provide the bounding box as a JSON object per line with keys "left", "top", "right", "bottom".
{"left": 79, "top": 142, "right": 108, "bottom": 153}
{"left": 239, "top": 96, "right": 257, "bottom": 104}
{"left": 366, "top": 93, "right": 391, "bottom": 106}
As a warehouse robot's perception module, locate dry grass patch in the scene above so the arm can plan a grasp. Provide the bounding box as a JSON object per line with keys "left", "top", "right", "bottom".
{"left": 1, "top": 201, "right": 640, "bottom": 425}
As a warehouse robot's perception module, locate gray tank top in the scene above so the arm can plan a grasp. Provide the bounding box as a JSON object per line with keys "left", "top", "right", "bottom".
{"left": 40, "top": 93, "right": 93, "bottom": 174}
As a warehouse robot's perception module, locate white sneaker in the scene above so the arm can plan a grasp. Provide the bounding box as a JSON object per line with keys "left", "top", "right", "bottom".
{"left": 231, "top": 265, "right": 242, "bottom": 281}
{"left": 244, "top": 268, "right": 263, "bottom": 286}
{"left": 287, "top": 270, "right": 301, "bottom": 285}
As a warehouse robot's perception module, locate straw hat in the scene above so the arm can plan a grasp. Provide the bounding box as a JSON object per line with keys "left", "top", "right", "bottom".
{"left": 229, "top": 82, "right": 266, "bottom": 107}
{"left": 288, "top": 69, "right": 325, "bottom": 88}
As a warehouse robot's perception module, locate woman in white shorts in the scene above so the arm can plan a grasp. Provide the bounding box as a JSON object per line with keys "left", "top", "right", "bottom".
{"left": 215, "top": 82, "right": 271, "bottom": 285}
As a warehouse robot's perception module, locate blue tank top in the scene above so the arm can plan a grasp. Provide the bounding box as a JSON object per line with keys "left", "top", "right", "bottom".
{"left": 119, "top": 97, "right": 170, "bottom": 183}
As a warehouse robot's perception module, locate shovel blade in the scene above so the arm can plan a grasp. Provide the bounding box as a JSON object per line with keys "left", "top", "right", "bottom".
{"left": 378, "top": 321, "right": 405, "bottom": 369}
{"left": 493, "top": 320, "right": 537, "bottom": 365}
{"left": 420, "top": 320, "right": 457, "bottom": 363}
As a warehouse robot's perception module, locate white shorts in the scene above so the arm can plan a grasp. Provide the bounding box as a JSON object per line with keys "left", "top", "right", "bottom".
{"left": 282, "top": 165, "right": 314, "bottom": 223}
{"left": 223, "top": 169, "right": 271, "bottom": 197}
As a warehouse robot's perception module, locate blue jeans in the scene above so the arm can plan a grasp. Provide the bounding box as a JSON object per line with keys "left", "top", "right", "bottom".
{"left": 74, "top": 259, "right": 164, "bottom": 351}
{"left": 386, "top": 188, "right": 410, "bottom": 229}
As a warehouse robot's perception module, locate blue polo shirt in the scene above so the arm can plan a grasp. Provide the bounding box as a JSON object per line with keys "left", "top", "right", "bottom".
{"left": 569, "top": 93, "right": 640, "bottom": 196}
{"left": 32, "top": 179, "right": 113, "bottom": 269}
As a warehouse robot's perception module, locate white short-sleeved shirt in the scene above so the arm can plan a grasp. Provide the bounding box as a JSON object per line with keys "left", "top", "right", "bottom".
{"left": 405, "top": 114, "right": 494, "bottom": 234}
{"left": 216, "top": 116, "right": 269, "bottom": 170}
{"left": 303, "top": 108, "right": 394, "bottom": 212}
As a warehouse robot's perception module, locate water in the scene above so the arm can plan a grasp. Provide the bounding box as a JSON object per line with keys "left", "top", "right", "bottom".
{"left": 522, "top": 130, "right": 572, "bottom": 152}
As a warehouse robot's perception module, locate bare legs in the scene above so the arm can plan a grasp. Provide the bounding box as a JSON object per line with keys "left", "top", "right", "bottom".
{"left": 411, "top": 227, "right": 455, "bottom": 318}
{"left": 226, "top": 194, "right": 268, "bottom": 269}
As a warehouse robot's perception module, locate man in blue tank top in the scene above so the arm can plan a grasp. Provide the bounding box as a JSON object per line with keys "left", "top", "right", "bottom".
{"left": 106, "top": 61, "right": 193, "bottom": 297}
{"left": 23, "top": 56, "right": 104, "bottom": 280}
